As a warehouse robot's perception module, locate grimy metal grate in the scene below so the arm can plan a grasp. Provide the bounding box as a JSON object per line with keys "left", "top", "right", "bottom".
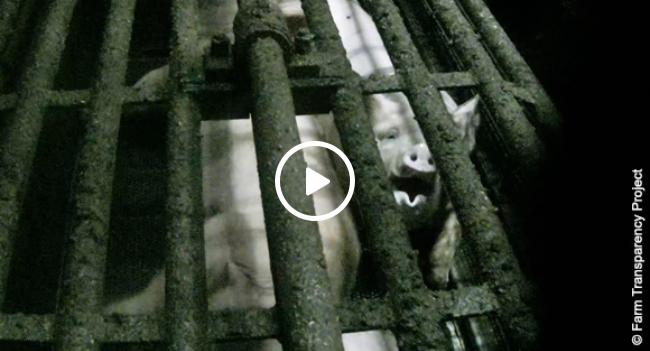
{"left": 0, "top": 0, "right": 562, "bottom": 350}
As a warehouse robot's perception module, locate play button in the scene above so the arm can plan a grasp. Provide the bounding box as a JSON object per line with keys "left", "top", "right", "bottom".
{"left": 306, "top": 167, "right": 330, "bottom": 195}
{"left": 275, "top": 141, "right": 355, "bottom": 221}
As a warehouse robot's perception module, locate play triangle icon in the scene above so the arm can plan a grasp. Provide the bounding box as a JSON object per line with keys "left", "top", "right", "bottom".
{"left": 306, "top": 167, "right": 330, "bottom": 196}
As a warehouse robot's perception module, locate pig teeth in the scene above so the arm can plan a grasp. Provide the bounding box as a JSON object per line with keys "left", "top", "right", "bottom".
{"left": 411, "top": 194, "right": 427, "bottom": 207}
{"left": 393, "top": 191, "right": 427, "bottom": 207}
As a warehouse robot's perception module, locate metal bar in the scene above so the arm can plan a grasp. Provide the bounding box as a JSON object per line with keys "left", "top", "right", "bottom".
{"left": 0, "top": 71, "right": 478, "bottom": 112}
{"left": 0, "top": 0, "right": 79, "bottom": 307}
{"left": 0, "top": 0, "right": 21, "bottom": 52}
{"left": 358, "top": 0, "right": 540, "bottom": 349}
{"left": 299, "top": 1, "right": 452, "bottom": 349}
{"left": 331, "top": 85, "right": 449, "bottom": 350}
{"left": 405, "top": 0, "right": 546, "bottom": 182}
{"left": 235, "top": 1, "right": 345, "bottom": 347}
{"left": 250, "top": 40, "right": 345, "bottom": 350}
{"left": 362, "top": 71, "right": 478, "bottom": 94}
{"left": 0, "top": 284, "right": 497, "bottom": 343}
{"left": 102, "top": 314, "right": 164, "bottom": 343}
{"left": 457, "top": 0, "right": 563, "bottom": 145}
{"left": 52, "top": 0, "right": 138, "bottom": 350}
{"left": 163, "top": 0, "right": 209, "bottom": 350}
{"left": 0, "top": 0, "right": 42, "bottom": 92}
{"left": 0, "top": 314, "right": 55, "bottom": 342}
{"left": 0, "top": 93, "right": 17, "bottom": 110}
{"left": 0, "top": 0, "right": 22, "bottom": 89}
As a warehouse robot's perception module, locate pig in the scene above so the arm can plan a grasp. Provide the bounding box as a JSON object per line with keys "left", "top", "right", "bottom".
{"left": 370, "top": 91, "right": 479, "bottom": 290}
{"left": 105, "top": 115, "right": 360, "bottom": 315}
{"left": 327, "top": 0, "right": 480, "bottom": 289}
{"left": 107, "top": 0, "right": 480, "bottom": 350}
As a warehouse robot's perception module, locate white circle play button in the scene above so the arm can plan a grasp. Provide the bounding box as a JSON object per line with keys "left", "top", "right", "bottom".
{"left": 305, "top": 167, "right": 330, "bottom": 196}
{"left": 275, "top": 141, "right": 355, "bottom": 221}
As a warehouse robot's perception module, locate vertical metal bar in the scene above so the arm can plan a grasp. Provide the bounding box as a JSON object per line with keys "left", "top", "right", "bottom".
{"left": 53, "top": 1, "right": 138, "bottom": 350}
{"left": 300, "top": 1, "right": 449, "bottom": 349}
{"left": 165, "top": 0, "right": 207, "bottom": 350}
{"left": 457, "top": 0, "right": 563, "bottom": 145}
{"left": 418, "top": 0, "right": 545, "bottom": 180}
{"left": 236, "top": 1, "right": 345, "bottom": 349}
{"left": 0, "top": 0, "right": 79, "bottom": 307}
{"left": 0, "top": 0, "right": 41, "bottom": 91}
{"left": 0, "top": 0, "right": 21, "bottom": 55}
{"left": 358, "top": 0, "right": 539, "bottom": 349}
{"left": 0, "top": 0, "right": 21, "bottom": 90}
{"left": 251, "top": 38, "right": 344, "bottom": 351}
{"left": 294, "top": 0, "right": 348, "bottom": 72}
{"left": 332, "top": 85, "right": 449, "bottom": 351}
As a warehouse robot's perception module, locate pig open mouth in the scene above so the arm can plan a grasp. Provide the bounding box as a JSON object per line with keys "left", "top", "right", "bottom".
{"left": 391, "top": 175, "right": 435, "bottom": 208}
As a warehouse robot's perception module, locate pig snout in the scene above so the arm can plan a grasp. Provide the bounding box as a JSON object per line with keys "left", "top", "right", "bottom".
{"left": 402, "top": 143, "right": 435, "bottom": 174}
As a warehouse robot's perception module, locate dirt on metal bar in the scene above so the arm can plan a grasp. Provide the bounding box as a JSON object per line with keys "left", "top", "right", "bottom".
{"left": 0, "top": 0, "right": 80, "bottom": 307}
{"left": 299, "top": 0, "right": 458, "bottom": 349}
{"left": 164, "top": 1, "right": 209, "bottom": 351}
{"left": 457, "top": 0, "right": 563, "bottom": 145}
{"left": 238, "top": 1, "right": 345, "bottom": 347}
{"left": 332, "top": 86, "right": 449, "bottom": 351}
{"left": 421, "top": 0, "right": 545, "bottom": 181}
{"left": 53, "top": 0, "right": 138, "bottom": 350}
{"left": 358, "top": 0, "right": 540, "bottom": 349}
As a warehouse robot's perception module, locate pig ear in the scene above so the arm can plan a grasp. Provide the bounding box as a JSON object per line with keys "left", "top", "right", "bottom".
{"left": 440, "top": 90, "right": 458, "bottom": 113}
{"left": 451, "top": 95, "right": 480, "bottom": 151}
{"left": 455, "top": 95, "right": 480, "bottom": 117}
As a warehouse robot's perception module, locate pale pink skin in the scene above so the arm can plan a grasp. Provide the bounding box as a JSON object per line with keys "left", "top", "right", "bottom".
{"left": 107, "top": 1, "right": 480, "bottom": 351}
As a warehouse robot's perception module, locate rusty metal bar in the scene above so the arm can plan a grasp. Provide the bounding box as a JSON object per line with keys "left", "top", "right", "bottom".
{"left": 416, "top": 0, "right": 545, "bottom": 183}
{"left": 0, "top": 0, "right": 79, "bottom": 307}
{"left": 0, "top": 0, "right": 21, "bottom": 89}
{"left": 331, "top": 86, "right": 449, "bottom": 350}
{"left": 457, "top": 0, "right": 563, "bottom": 145}
{"left": 0, "top": 0, "right": 21, "bottom": 52}
{"left": 0, "top": 71, "right": 478, "bottom": 112}
{"left": 0, "top": 314, "right": 55, "bottom": 342}
{"left": 0, "top": 0, "right": 42, "bottom": 91}
{"left": 233, "top": 1, "right": 345, "bottom": 350}
{"left": 163, "top": 0, "right": 209, "bottom": 350}
{"left": 362, "top": 71, "right": 478, "bottom": 94}
{"left": 358, "top": 0, "right": 539, "bottom": 349}
{"left": 299, "top": 1, "right": 452, "bottom": 349}
{"left": 250, "top": 36, "right": 345, "bottom": 351}
{"left": 0, "top": 283, "right": 498, "bottom": 343}
{"left": 52, "top": 1, "right": 138, "bottom": 350}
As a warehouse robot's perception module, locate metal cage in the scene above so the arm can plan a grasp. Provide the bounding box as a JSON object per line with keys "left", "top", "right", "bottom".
{"left": 0, "top": 0, "right": 561, "bottom": 350}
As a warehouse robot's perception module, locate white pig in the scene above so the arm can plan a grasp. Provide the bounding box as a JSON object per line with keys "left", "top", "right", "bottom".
{"left": 107, "top": 1, "right": 480, "bottom": 350}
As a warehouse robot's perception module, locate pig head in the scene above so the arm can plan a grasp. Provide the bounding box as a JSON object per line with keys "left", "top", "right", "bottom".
{"left": 369, "top": 91, "right": 480, "bottom": 210}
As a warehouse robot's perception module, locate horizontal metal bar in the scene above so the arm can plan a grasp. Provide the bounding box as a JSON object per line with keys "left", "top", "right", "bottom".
{"left": 0, "top": 314, "right": 55, "bottom": 342}
{"left": 362, "top": 72, "right": 478, "bottom": 93}
{"left": 102, "top": 314, "right": 164, "bottom": 343}
{"left": 0, "top": 73, "right": 477, "bottom": 114}
{"left": 0, "top": 284, "right": 499, "bottom": 342}
{"left": 0, "top": 0, "right": 79, "bottom": 307}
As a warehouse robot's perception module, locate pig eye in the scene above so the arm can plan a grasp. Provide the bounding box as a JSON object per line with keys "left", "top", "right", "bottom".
{"left": 383, "top": 128, "right": 398, "bottom": 140}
